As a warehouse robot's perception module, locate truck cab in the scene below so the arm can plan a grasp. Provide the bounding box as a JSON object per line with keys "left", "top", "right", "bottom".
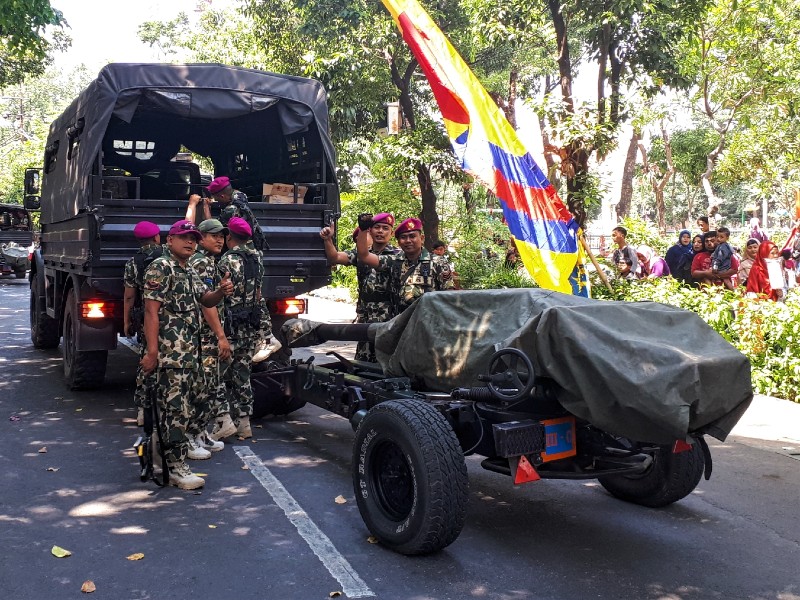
{"left": 26, "top": 63, "right": 340, "bottom": 389}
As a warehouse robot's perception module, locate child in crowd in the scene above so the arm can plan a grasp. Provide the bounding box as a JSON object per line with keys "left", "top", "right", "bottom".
{"left": 711, "top": 226, "right": 735, "bottom": 290}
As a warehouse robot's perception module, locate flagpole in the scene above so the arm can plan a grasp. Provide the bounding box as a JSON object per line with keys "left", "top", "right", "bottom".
{"left": 580, "top": 235, "right": 613, "bottom": 293}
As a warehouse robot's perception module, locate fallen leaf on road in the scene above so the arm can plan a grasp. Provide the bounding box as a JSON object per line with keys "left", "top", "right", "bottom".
{"left": 75, "top": 408, "right": 83, "bottom": 412}
{"left": 329, "top": 592, "right": 342, "bottom": 598}
{"left": 9, "top": 415, "right": 20, "bottom": 421}
{"left": 367, "top": 536, "right": 379, "bottom": 544}
{"left": 126, "top": 553, "right": 144, "bottom": 561}
{"left": 255, "top": 424, "right": 263, "bottom": 428}
{"left": 46, "top": 467, "right": 59, "bottom": 472}
{"left": 51, "top": 545, "right": 72, "bottom": 558}
{"left": 241, "top": 465, "right": 249, "bottom": 470}
{"left": 208, "top": 525, "right": 217, "bottom": 529}
{"left": 81, "top": 580, "right": 96, "bottom": 593}
{"left": 194, "top": 473, "right": 208, "bottom": 477}
{"left": 38, "top": 447, "right": 47, "bottom": 453}
{"left": 334, "top": 495, "right": 347, "bottom": 504}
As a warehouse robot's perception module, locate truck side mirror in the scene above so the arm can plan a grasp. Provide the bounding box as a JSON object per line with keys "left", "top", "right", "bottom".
{"left": 24, "top": 168, "right": 41, "bottom": 210}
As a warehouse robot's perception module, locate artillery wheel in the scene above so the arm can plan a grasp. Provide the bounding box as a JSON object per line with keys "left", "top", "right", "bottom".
{"left": 14, "top": 267, "right": 27, "bottom": 279}
{"left": 30, "top": 276, "right": 59, "bottom": 349}
{"left": 485, "top": 348, "right": 535, "bottom": 401}
{"left": 598, "top": 441, "right": 705, "bottom": 507}
{"left": 353, "top": 400, "right": 468, "bottom": 555}
{"left": 63, "top": 289, "right": 107, "bottom": 389}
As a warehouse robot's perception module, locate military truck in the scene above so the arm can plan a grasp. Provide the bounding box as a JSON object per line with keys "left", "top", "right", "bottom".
{"left": 24, "top": 63, "right": 340, "bottom": 390}
{"left": 0, "top": 202, "right": 33, "bottom": 278}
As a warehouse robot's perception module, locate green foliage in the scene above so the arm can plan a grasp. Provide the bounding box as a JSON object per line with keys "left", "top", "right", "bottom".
{"left": 617, "top": 216, "right": 669, "bottom": 256}
{"left": 0, "top": 0, "right": 68, "bottom": 86}
{"left": 594, "top": 277, "right": 800, "bottom": 402}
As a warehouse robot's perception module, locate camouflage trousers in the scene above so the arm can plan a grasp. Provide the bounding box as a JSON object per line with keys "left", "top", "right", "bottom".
{"left": 196, "top": 336, "right": 231, "bottom": 426}
{"left": 154, "top": 368, "right": 203, "bottom": 463}
{"left": 258, "top": 297, "right": 273, "bottom": 342}
{"left": 353, "top": 301, "right": 391, "bottom": 363}
{"left": 225, "top": 335, "right": 257, "bottom": 419}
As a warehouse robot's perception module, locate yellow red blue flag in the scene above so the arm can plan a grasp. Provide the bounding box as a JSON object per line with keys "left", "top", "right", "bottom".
{"left": 381, "top": 0, "right": 588, "bottom": 296}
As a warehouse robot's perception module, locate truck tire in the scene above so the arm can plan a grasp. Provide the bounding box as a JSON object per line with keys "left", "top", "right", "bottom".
{"left": 598, "top": 441, "right": 705, "bottom": 508}
{"left": 63, "top": 289, "right": 107, "bottom": 389}
{"left": 251, "top": 366, "right": 305, "bottom": 419}
{"left": 30, "top": 277, "right": 60, "bottom": 349}
{"left": 353, "top": 400, "right": 469, "bottom": 555}
{"left": 14, "top": 267, "right": 27, "bottom": 279}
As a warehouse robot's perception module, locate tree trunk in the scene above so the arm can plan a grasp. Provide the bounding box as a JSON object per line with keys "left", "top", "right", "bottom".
{"left": 617, "top": 129, "right": 639, "bottom": 222}
{"left": 416, "top": 162, "right": 439, "bottom": 248}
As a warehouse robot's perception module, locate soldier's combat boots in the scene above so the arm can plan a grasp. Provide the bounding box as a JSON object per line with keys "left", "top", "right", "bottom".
{"left": 168, "top": 460, "right": 205, "bottom": 490}
{"left": 210, "top": 414, "right": 237, "bottom": 441}
{"left": 186, "top": 437, "right": 211, "bottom": 460}
{"left": 195, "top": 431, "right": 224, "bottom": 452}
{"left": 237, "top": 416, "right": 252, "bottom": 439}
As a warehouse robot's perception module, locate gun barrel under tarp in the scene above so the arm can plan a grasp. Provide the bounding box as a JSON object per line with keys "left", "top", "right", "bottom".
{"left": 282, "top": 319, "right": 375, "bottom": 348}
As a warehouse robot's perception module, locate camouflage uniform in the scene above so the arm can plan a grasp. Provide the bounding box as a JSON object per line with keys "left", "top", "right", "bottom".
{"left": 218, "top": 191, "right": 255, "bottom": 232}
{"left": 142, "top": 254, "right": 207, "bottom": 463}
{"left": 123, "top": 242, "right": 163, "bottom": 411}
{"left": 217, "top": 241, "right": 264, "bottom": 420}
{"left": 188, "top": 247, "right": 227, "bottom": 427}
{"left": 344, "top": 244, "right": 400, "bottom": 362}
{"left": 376, "top": 249, "right": 455, "bottom": 315}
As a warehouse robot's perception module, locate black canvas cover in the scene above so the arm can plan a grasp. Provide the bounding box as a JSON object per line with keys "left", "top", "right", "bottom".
{"left": 42, "top": 63, "right": 336, "bottom": 223}
{"left": 368, "top": 289, "right": 752, "bottom": 444}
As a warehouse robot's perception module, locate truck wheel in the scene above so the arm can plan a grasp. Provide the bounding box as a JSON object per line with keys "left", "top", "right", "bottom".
{"left": 353, "top": 400, "right": 468, "bottom": 555}
{"left": 598, "top": 441, "right": 705, "bottom": 508}
{"left": 63, "top": 290, "right": 107, "bottom": 389}
{"left": 30, "top": 277, "right": 59, "bottom": 349}
{"left": 14, "top": 267, "right": 27, "bottom": 279}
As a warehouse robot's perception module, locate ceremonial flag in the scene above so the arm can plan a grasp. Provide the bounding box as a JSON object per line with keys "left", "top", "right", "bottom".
{"left": 381, "top": 0, "right": 588, "bottom": 296}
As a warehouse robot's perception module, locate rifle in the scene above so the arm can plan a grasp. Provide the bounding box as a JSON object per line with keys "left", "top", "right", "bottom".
{"left": 132, "top": 379, "right": 169, "bottom": 487}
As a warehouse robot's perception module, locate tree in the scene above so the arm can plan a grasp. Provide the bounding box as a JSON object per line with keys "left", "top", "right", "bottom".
{"left": 637, "top": 122, "right": 675, "bottom": 232}
{"left": 0, "top": 0, "right": 68, "bottom": 86}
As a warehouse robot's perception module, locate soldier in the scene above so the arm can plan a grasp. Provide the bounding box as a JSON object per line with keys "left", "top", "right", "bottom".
{"left": 319, "top": 212, "right": 400, "bottom": 362}
{"left": 187, "top": 219, "right": 232, "bottom": 454}
{"left": 211, "top": 217, "right": 264, "bottom": 441}
{"left": 356, "top": 216, "right": 454, "bottom": 316}
{"left": 141, "top": 219, "right": 233, "bottom": 490}
{"left": 188, "top": 176, "right": 267, "bottom": 252}
{"left": 122, "top": 221, "right": 163, "bottom": 426}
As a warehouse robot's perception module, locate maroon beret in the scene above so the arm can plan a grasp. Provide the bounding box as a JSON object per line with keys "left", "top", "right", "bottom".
{"left": 133, "top": 221, "right": 160, "bottom": 240}
{"left": 228, "top": 216, "right": 252, "bottom": 238}
{"left": 395, "top": 217, "right": 423, "bottom": 238}
{"left": 372, "top": 212, "right": 395, "bottom": 227}
{"left": 206, "top": 176, "right": 231, "bottom": 194}
{"left": 167, "top": 219, "right": 202, "bottom": 241}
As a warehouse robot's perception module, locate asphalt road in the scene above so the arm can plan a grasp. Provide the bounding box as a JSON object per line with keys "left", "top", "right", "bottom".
{"left": 1, "top": 275, "right": 798, "bottom": 600}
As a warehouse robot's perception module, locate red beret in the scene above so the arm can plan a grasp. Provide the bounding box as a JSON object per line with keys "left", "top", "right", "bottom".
{"left": 133, "top": 221, "right": 160, "bottom": 240}
{"left": 228, "top": 216, "right": 252, "bottom": 238}
{"left": 206, "top": 176, "right": 231, "bottom": 194}
{"left": 395, "top": 217, "right": 423, "bottom": 238}
{"left": 372, "top": 212, "right": 395, "bottom": 227}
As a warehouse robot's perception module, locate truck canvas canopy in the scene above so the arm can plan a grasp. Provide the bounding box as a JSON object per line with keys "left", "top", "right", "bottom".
{"left": 41, "top": 63, "right": 337, "bottom": 223}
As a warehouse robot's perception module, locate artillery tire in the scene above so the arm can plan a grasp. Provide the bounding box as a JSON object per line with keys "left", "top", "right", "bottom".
{"left": 598, "top": 442, "right": 705, "bottom": 508}
{"left": 14, "top": 267, "right": 27, "bottom": 279}
{"left": 30, "top": 277, "right": 59, "bottom": 349}
{"left": 353, "top": 400, "right": 468, "bottom": 555}
{"left": 63, "top": 289, "right": 107, "bottom": 389}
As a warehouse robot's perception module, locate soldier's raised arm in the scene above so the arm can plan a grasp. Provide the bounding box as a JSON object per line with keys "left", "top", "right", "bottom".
{"left": 320, "top": 222, "right": 352, "bottom": 266}
{"left": 356, "top": 214, "right": 380, "bottom": 269}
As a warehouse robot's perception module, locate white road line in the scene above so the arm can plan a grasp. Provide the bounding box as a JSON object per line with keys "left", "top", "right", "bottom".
{"left": 234, "top": 446, "right": 375, "bottom": 599}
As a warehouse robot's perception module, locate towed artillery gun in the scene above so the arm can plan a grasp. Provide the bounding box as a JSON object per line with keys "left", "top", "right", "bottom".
{"left": 251, "top": 288, "right": 753, "bottom": 555}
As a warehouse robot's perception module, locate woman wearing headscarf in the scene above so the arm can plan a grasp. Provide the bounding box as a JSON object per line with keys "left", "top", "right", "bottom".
{"left": 665, "top": 229, "right": 693, "bottom": 283}
{"left": 636, "top": 245, "right": 670, "bottom": 278}
{"left": 745, "top": 240, "right": 780, "bottom": 301}
{"left": 749, "top": 218, "right": 768, "bottom": 243}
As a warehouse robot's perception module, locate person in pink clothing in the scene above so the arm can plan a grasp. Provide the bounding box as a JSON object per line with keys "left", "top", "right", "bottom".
{"left": 636, "top": 245, "right": 670, "bottom": 278}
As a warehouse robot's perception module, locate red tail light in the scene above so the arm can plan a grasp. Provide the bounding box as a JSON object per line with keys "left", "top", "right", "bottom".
{"left": 81, "top": 301, "right": 116, "bottom": 319}
{"left": 268, "top": 298, "right": 307, "bottom": 316}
